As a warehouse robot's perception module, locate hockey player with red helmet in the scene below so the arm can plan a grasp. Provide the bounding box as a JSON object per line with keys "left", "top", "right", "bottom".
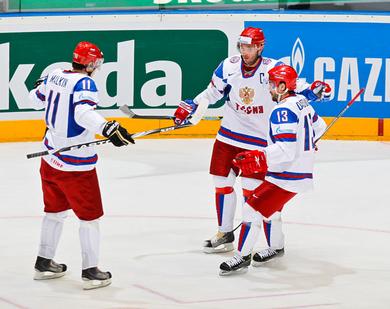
{"left": 173, "top": 27, "right": 331, "bottom": 260}
{"left": 29, "top": 41, "right": 134, "bottom": 289}
{"left": 219, "top": 64, "right": 327, "bottom": 275}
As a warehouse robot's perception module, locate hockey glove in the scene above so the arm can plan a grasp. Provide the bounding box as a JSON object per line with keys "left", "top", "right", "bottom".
{"left": 33, "top": 75, "right": 47, "bottom": 89}
{"left": 173, "top": 99, "right": 197, "bottom": 125}
{"left": 310, "top": 80, "right": 332, "bottom": 101}
{"left": 232, "top": 150, "right": 268, "bottom": 175}
{"left": 102, "top": 121, "right": 135, "bottom": 147}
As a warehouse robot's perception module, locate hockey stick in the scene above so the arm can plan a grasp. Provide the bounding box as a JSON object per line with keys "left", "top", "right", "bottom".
{"left": 26, "top": 123, "right": 192, "bottom": 159}
{"left": 119, "top": 105, "right": 222, "bottom": 121}
{"left": 231, "top": 88, "right": 365, "bottom": 233}
{"left": 314, "top": 88, "right": 365, "bottom": 143}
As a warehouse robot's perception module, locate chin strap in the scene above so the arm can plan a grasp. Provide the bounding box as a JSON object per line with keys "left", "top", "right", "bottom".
{"left": 275, "top": 88, "right": 289, "bottom": 102}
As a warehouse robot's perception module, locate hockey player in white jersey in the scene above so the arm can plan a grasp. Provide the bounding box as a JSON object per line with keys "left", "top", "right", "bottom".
{"left": 219, "top": 64, "right": 326, "bottom": 275}
{"left": 173, "top": 27, "right": 331, "bottom": 255}
{"left": 29, "top": 41, "right": 134, "bottom": 289}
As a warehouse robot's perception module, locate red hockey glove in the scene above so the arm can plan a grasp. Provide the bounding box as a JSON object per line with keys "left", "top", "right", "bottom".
{"left": 310, "top": 80, "right": 332, "bottom": 101}
{"left": 173, "top": 99, "right": 197, "bottom": 125}
{"left": 232, "top": 150, "right": 267, "bottom": 175}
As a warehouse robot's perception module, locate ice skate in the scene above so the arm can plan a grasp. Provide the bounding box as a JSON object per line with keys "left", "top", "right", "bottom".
{"left": 203, "top": 231, "right": 235, "bottom": 253}
{"left": 219, "top": 254, "right": 251, "bottom": 276}
{"left": 252, "top": 248, "right": 284, "bottom": 266}
{"left": 34, "top": 256, "right": 67, "bottom": 280}
{"left": 82, "top": 267, "right": 112, "bottom": 290}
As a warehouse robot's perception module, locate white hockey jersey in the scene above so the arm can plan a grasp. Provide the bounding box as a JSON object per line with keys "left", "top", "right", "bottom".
{"left": 194, "top": 54, "right": 309, "bottom": 150}
{"left": 29, "top": 69, "right": 107, "bottom": 172}
{"left": 264, "top": 94, "right": 327, "bottom": 193}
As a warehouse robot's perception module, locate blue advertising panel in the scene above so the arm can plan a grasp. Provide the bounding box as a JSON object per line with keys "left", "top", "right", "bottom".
{"left": 245, "top": 21, "right": 390, "bottom": 118}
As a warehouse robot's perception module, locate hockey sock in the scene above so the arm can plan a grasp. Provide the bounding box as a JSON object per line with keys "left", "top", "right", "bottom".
{"left": 215, "top": 186, "right": 237, "bottom": 232}
{"left": 237, "top": 203, "right": 263, "bottom": 256}
{"left": 79, "top": 219, "right": 100, "bottom": 270}
{"left": 213, "top": 171, "right": 237, "bottom": 233}
{"left": 38, "top": 211, "right": 68, "bottom": 259}
{"left": 263, "top": 212, "right": 284, "bottom": 249}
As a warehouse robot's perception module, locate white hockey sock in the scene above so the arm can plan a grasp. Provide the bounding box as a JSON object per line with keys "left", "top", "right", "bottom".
{"left": 263, "top": 212, "right": 284, "bottom": 249}
{"left": 213, "top": 171, "right": 237, "bottom": 233}
{"left": 215, "top": 188, "right": 237, "bottom": 232}
{"left": 237, "top": 203, "right": 263, "bottom": 256}
{"left": 38, "top": 211, "right": 68, "bottom": 259}
{"left": 79, "top": 219, "right": 100, "bottom": 270}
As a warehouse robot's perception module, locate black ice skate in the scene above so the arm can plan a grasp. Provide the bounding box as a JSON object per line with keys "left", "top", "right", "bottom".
{"left": 203, "top": 231, "right": 235, "bottom": 253}
{"left": 252, "top": 248, "right": 285, "bottom": 266}
{"left": 34, "top": 256, "right": 67, "bottom": 280}
{"left": 219, "top": 254, "right": 251, "bottom": 276}
{"left": 82, "top": 267, "right": 112, "bottom": 290}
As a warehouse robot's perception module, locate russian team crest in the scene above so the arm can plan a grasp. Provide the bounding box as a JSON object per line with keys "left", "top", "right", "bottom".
{"left": 239, "top": 86, "right": 255, "bottom": 105}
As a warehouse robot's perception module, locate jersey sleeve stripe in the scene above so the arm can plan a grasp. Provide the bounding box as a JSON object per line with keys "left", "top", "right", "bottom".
{"left": 273, "top": 133, "right": 297, "bottom": 142}
{"left": 35, "top": 89, "right": 46, "bottom": 101}
{"left": 214, "top": 61, "right": 224, "bottom": 79}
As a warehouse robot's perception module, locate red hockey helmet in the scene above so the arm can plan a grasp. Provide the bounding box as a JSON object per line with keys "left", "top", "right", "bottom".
{"left": 268, "top": 65, "right": 298, "bottom": 91}
{"left": 73, "top": 41, "right": 104, "bottom": 70}
{"left": 238, "top": 27, "right": 265, "bottom": 45}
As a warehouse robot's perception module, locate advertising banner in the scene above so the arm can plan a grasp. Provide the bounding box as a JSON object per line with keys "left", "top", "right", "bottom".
{"left": 246, "top": 21, "right": 390, "bottom": 118}
{"left": 0, "top": 30, "right": 227, "bottom": 118}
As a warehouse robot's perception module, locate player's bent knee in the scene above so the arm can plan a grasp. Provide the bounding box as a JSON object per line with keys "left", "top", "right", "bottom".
{"left": 265, "top": 211, "right": 282, "bottom": 222}
{"left": 241, "top": 177, "right": 262, "bottom": 191}
{"left": 242, "top": 203, "right": 263, "bottom": 223}
{"left": 213, "top": 170, "right": 236, "bottom": 187}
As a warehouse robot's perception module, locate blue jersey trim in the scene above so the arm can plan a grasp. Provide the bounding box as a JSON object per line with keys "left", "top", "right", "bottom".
{"left": 267, "top": 171, "right": 313, "bottom": 181}
{"left": 218, "top": 126, "right": 267, "bottom": 147}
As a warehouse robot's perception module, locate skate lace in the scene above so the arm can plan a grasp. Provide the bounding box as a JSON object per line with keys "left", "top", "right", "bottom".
{"left": 211, "top": 232, "right": 226, "bottom": 245}
{"left": 225, "top": 255, "right": 244, "bottom": 267}
{"left": 258, "top": 248, "right": 277, "bottom": 259}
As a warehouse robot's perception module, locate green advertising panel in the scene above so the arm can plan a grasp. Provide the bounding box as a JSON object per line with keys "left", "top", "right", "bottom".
{"left": 0, "top": 30, "right": 227, "bottom": 113}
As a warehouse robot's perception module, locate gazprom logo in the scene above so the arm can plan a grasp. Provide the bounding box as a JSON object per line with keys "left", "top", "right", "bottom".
{"left": 291, "top": 38, "right": 305, "bottom": 76}
{"left": 278, "top": 37, "right": 305, "bottom": 77}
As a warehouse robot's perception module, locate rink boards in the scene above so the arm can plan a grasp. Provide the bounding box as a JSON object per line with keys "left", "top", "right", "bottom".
{"left": 0, "top": 10, "right": 389, "bottom": 141}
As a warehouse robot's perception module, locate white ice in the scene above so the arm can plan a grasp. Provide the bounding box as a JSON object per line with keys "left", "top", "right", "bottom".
{"left": 0, "top": 139, "right": 390, "bottom": 309}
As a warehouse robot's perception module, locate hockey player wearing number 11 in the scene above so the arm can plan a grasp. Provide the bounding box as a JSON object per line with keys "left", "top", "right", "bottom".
{"left": 218, "top": 65, "right": 327, "bottom": 275}
{"left": 29, "top": 41, "right": 135, "bottom": 289}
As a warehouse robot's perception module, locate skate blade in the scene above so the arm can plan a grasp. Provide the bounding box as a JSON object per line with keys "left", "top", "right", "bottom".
{"left": 252, "top": 253, "right": 284, "bottom": 267}
{"left": 34, "top": 270, "right": 66, "bottom": 280}
{"left": 219, "top": 266, "right": 248, "bottom": 276}
{"left": 203, "top": 243, "right": 234, "bottom": 254}
{"left": 82, "top": 278, "right": 112, "bottom": 290}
